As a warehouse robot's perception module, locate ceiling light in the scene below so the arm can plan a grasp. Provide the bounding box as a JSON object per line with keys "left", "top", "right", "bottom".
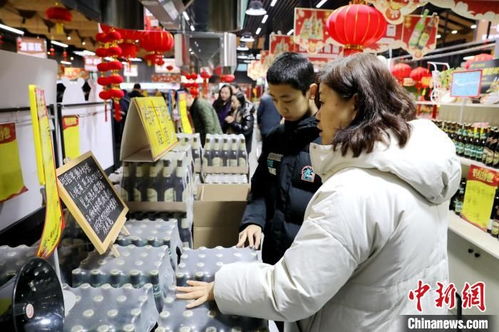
{"left": 74, "top": 50, "right": 95, "bottom": 56}
{"left": 130, "top": 58, "right": 142, "bottom": 62}
{"left": 463, "top": 55, "right": 475, "bottom": 60}
{"left": 262, "top": 15, "right": 268, "bottom": 24}
{"left": 316, "top": 0, "right": 327, "bottom": 8}
{"left": 436, "top": 34, "right": 441, "bottom": 39}
{"left": 451, "top": 30, "right": 458, "bottom": 34}
{"left": 60, "top": 60, "right": 71, "bottom": 65}
{"left": 51, "top": 40, "right": 68, "bottom": 48}
{"left": 183, "top": 12, "right": 190, "bottom": 21}
{"left": 67, "top": 35, "right": 71, "bottom": 40}
{"left": 471, "top": 24, "right": 477, "bottom": 29}
{"left": 0, "top": 23, "right": 24, "bottom": 35}
{"left": 256, "top": 27, "right": 262, "bottom": 35}
{"left": 270, "top": 0, "right": 277, "bottom": 6}
{"left": 256, "top": 54, "right": 261, "bottom": 60}
{"left": 82, "top": 41, "right": 86, "bottom": 45}
{"left": 287, "top": 29, "right": 294, "bottom": 36}
{"left": 246, "top": 0, "right": 266, "bottom": 16}
{"left": 190, "top": 25, "right": 195, "bottom": 31}
{"left": 241, "top": 33, "right": 255, "bottom": 43}
{"left": 70, "top": 56, "right": 74, "bottom": 60}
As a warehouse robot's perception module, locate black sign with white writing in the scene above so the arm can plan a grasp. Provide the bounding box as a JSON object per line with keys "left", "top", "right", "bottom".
{"left": 57, "top": 155, "right": 124, "bottom": 242}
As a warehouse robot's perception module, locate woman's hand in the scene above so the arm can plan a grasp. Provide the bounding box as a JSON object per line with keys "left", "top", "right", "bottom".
{"left": 225, "top": 115, "right": 235, "bottom": 124}
{"left": 176, "top": 280, "right": 215, "bottom": 308}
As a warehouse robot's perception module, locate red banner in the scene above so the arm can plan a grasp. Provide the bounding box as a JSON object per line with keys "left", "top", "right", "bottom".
{"left": 431, "top": 1, "right": 499, "bottom": 23}
{"left": 270, "top": 34, "right": 297, "bottom": 56}
{"left": 367, "top": 0, "right": 425, "bottom": 24}
{"left": 294, "top": 8, "right": 335, "bottom": 54}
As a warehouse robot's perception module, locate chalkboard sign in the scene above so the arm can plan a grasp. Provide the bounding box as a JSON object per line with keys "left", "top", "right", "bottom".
{"left": 56, "top": 151, "right": 128, "bottom": 254}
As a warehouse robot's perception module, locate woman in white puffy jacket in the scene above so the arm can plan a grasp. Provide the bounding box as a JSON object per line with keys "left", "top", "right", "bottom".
{"left": 177, "top": 53, "right": 461, "bottom": 332}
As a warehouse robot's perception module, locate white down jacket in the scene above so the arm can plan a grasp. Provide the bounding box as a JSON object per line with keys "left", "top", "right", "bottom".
{"left": 214, "top": 119, "right": 461, "bottom": 332}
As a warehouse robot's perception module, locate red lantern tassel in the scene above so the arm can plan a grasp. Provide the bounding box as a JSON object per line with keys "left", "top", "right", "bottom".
{"left": 104, "top": 101, "right": 108, "bottom": 122}
{"left": 114, "top": 101, "right": 122, "bottom": 121}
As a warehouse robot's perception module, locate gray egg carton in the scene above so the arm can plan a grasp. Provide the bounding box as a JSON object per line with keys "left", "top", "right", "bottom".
{"left": 176, "top": 247, "right": 260, "bottom": 286}
{"left": 73, "top": 245, "right": 175, "bottom": 311}
{"left": 157, "top": 289, "right": 268, "bottom": 332}
{"left": 0, "top": 245, "right": 36, "bottom": 286}
{"left": 63, "top": 282, "right": 158, "bottom": 332}
{"left": 116, "top": 219, "right": 183, "bottom": 270}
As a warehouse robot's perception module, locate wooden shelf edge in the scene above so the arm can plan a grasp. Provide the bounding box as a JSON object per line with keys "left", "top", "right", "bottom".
{"left": 448, "top": 211, "right": 499, "bottom": 260}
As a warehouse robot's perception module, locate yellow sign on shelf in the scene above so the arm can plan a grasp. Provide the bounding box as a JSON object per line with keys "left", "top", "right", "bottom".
{"left": 461, "top": 165, "right": 498, "bottom": 230}
{"left": 0, "top": 123, "right": 27, "bottom": 202}
{"left": 62, "top": 115, "right": 80, "bottom": 160}
{"left": 29, "top": 85, "right": 64, "bottom": 258}
{"left": 177, "top": 92, "right": 193, "bottom": 134}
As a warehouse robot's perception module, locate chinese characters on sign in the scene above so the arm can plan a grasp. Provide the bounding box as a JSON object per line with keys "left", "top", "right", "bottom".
{"left": 408, "top": 280, "right": 486, "bottom": 312}
{"left": 17, "top": 37, "right": 47, "bottom": 58}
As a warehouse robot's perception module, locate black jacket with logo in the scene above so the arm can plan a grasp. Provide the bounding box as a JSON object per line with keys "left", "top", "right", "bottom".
{"left": 241, "top": 115, "right": 322, "bottom": 264}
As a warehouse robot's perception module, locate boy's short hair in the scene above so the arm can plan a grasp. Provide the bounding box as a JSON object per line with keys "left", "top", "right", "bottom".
{"left": 266, "top": 52, "right": 315, "bottom": 95}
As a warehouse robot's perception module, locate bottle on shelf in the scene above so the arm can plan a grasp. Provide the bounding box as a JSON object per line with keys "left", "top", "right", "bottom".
{"left": 472, "top": 126, "right": 481, "bottom": 161}
{"left": 417, "top": 13, "right": 438, "bottom": 50}
{"left": 229, "top": 137, "right": 239, "bottom": 167}
{"left": 212, "top": 138, "right": 222, "bottom": 167}
{"left": 203, "top": 136, "right": 213, "bottom": 167}
{"left": 175, "top": 160, "right": 186, "bottom": 202}
{"left": 488, "top": 188, "right": 499, "bottom": 234}
{"left": 162, "top": 159, "right": 175, "bottom": 202}
{"left": 133, "top": 163, "right": 146, "bottom": 202}
{"left": 221, "top": 138, "right": 230, "bottom": 166}
{"left": 238, "top": 137, "right": 247, "bottom": 167}
{"left": 408, "top": 9, "right": 429, "bottom": 49}
{"left": 485, "top": 129, "right": 498, "bottom": 167}
{"left": 146, "top": 160, "right": 164, "bottom": 202}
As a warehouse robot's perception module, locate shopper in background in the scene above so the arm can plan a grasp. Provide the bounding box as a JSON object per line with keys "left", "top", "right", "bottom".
{"left": 212, "top": 84, "right": 233, "bottom": 132}
{"left": 237, "top": 52, "right": 322, "bottom": 266}
{"left": 257, "top": 93, "right": 282, "bottom": 140}
{"left": 128, "top": 83, "right": 143, "bottom": 98}
{"left": 225, "top": 92, "right": 255, "bottom": 153}
{"left": 177, "top": 53, "right": 461, "bottom": 331}
{"left": 186, "top": 92, "right": 222, "bottom": 145}
{"left": 231, "top": 84, "right": 241, "bottom": 94}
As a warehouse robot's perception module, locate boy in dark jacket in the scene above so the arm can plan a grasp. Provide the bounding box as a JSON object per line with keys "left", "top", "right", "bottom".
{"left": 237, "top": 52, "right": 322, "bottom": 265}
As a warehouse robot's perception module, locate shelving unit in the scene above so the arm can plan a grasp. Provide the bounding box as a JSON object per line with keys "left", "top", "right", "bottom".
{"left": 448, "top": 212, "right": 499, "bottom": 260}
{"left": 459, "top": 156, "right": 497, "bottom": 172}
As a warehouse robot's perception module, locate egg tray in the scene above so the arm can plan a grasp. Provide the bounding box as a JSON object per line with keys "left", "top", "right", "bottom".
{"left": 176, "top": 247, "right": 260, "bottom": 286}
{"left": 0, "top": 245, "right": 36, "bottom": 287}
{"left": 116, "top": 219, "right": 183, "bottom": 270}
{"left": 63, "top": 282, "right": 158, "bottom": 332}
{"left": 73, "top": 245, "right": 175, "bottom": 311}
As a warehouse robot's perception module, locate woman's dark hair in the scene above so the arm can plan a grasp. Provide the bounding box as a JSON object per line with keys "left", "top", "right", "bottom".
{"left": 267, "top": 52, "right": 315, "bottom": 95}
{"left": 213, "top": 84, "right": 233, "bottom": 109}
{"left": 234, "top": 92, "right": 246, "bottom": 106}
{"left": 319, "top": 53, "right": 416, "bottom": 157}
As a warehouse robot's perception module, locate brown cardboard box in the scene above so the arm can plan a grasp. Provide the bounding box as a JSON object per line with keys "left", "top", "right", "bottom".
{"left": 193, "top": 184, "right": 250, "bottom": 248}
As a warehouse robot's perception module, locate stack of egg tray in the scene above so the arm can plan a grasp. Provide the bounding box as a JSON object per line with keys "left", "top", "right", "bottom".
{"left": 63, "top": 283, "right": 159, "bottom": 332}
{"left": 116, "top": 218, "right": 183, "bottom": 270}
{"left": 175, "top": 246, "right": 260, "bottom": 285}
{"left": 128, "top": 212, "right": 193, "bottom": 249}
{"left": 0, "top": 245, "right": 35, "bottom": 286}
{"left": 72, "top": 245, "right": 175, "bottom": 311}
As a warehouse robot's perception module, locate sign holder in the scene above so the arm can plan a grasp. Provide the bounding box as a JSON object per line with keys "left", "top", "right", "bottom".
{"left": 450, "top": 70, "right": 482, "bottom": 122}
{"left": 56, "top": 151, "right": 128, "bottom": 255}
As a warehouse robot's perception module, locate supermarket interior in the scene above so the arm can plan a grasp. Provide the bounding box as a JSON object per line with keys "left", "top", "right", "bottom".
{"left": 0, "top": 0, "right": 499, "bottom": 331}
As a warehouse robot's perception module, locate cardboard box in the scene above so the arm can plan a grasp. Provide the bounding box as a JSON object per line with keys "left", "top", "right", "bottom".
{"left": 193, "top": 184, "right": 250, "bottom": 248}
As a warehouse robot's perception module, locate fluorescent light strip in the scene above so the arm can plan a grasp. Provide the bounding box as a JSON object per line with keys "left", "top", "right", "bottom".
{"left": 287, "top": 29, "right": 294, "bottom": 36}
{"left": 183, "top": 12, "right": 190, "bottom": 21}
{"left": 256, "top": 27, "right": 262, "bottom": 35}
{"left": 463, "top": 55, "right": 475, "bottom": 60}
{"left": 316, "top": 0, "right": 327, "bottom": 8}
{"left": 130, "top": 58, "right": 142, "bottom": 62}
{"left": 270, "top": 0, "right": 277, "bottom": 6}
{"left": 190, "top": 25, "right": 195, "bottom": 31}
{"left": 471, "top": 24, "right": 477, "bottom": 29}
{"left": 51, "top": 40, "right": 68, "bottom": 48}
{"left": 74, "top": 50, "right": 95, "bottom": 56}
{"left": 60, "top": 61, "right": 72, "bottom": 65}
{"left": 0, "top": 23, "right": 24, "bottom": 35}
{"left": 262, "top": 15, "right": 268, "bottom": 24}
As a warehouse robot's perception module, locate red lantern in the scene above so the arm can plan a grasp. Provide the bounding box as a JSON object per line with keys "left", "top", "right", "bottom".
{"left": 200, "top": 71, "right": 211, "bottom": 79}
{"left": 107, "top": 46, "right": 122, "bottom": 57}
{"left": 99, "top": 90, "right": 112, "bottom": 100}
{"left": 464, "top": 53, "right": 494, "bottom": 69}
{"left": 119, "top": 42, "right": 138, "bottom": 59}
{"left": 95, "top": 47, "right": 108, "bottom": 57}
{"left": 391, "top": 63, "right": 412, "bottom": 82}
{"left": 144, "top": 53, "right": 158, "bottom": 66}
{"left": 327, "top": 4, "right": 387, "bottom": 56}
{"left": 108, "top": 74, "right": 124, "bottom": 85}
{"left": 97, "top": 76, "right": 111, "bottom": 86}
{"left": 107, "top": 61, "right": 123, "bottom": 71}
{"left": 141, "top": 29, "right": 174, "bottom": 55}
{"left": 410, "top": 67, "right": 431, "bottom": 89}
{"left": 96, "top": 32, "right": 109, "bottom": 43}
{"left": 49, "top": 47, "right": 55, "bottom": 57}
{"left": 110, "top": 88, "right": 124, "bottom": 99}
{"left": 45, "top": 5, "right": 72, "bottom": 34}
{"left": 190, "top": 73, "right": 198, "bottom": 80}
{"left": 107, "top": 30, "right": 122, "bottom": 42}
{"left": 221, "top": 74, "right": 235, "bottom": 83}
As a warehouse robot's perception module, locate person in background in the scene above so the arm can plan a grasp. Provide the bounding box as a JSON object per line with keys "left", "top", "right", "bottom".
{"left": 186, "top": 92, "right": 222, "bottom": 145}
{"left": 226, "top": 92, "right": 255, "bottom": 153}
{"left": 231, "top": 84, "right": 241, "bottom": 94}
{"left": 257, "top": 93, "right": 282, "bottom": 140}
{"left": 177, "top": 53, "right": 461, "bottom": 332}
{"left": 238, "top": 52, "right": 322, "bottom": 266}
{"left": 129, "top": 83, "right": 143, "bottom": 98}
{"left": 212, "top": 84, "right": 233, "bottom": 132}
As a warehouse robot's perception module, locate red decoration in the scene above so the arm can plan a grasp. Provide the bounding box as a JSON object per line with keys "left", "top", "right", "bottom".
{"left": 97, "top": 76, "right": 111, "bottom": 86}
{"left": 45, "top": 5, "right": 72, "bottom": 34}
{"left": 410, "top": 67, "right": 431, "bottom": 89}
{"left": 107, "top": 46, "right": 122, "bottom": 57}
{"left": 99, "top": 90, "right": 112, "bottom": 100}
{"left": 327, "top": 4, "right": 387, "bottom": 56}
{"left": 141, "top": 29, "right": 174, "bottom": 54}
{"left": 464, "top": 53, "right": 494, "bottom": 69}
{"left": 221, "top": 74, "right": 235, "bottom": 83}
{"left": 95, "top": 33, "right": 109, "bottom": 43}
{"left": 49, "top": 47, "right": 55, "bottom": 57}
{"left": 95, "top": 47, "right": 108, "bottom": 57}
{"left": 167, "top": 65, "right": 174, "bottom": 71}
{"left": 144, "top": 53, "right": 159, "bottom": 66}
{"left": 119, "top": 42, "right": 138, "bottom": 59}
{"left": 391, "top": 63, "right": 412, "bottom": 82}
{"left": 200, "top": 71, "right": 211, "bottom": 79}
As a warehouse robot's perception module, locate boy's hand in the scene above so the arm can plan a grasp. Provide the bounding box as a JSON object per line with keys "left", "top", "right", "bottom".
{"left": 236, "top": 225, "right": 262, "bottom": 249}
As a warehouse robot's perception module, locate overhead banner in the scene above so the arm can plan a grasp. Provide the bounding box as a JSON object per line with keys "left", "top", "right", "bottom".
{"left": 0, "top": 123, "right": 27, "bottom": 202}
{"left": 62, "top": 116, "right": 80, "bottom": 160}
{"left": 366, "top": 0, "right": 425, "bottom": 24}
{"left": 29, "top": 85, "right": 65, "bottom": 258}
{"left": 270, "top": 34, "right": 297, "bottom": 56}
{"left": 294, "top": 8, "right": 335, "bottom": 54}
{"left": 16, "top": 37, "right": 47, "bottom": 59}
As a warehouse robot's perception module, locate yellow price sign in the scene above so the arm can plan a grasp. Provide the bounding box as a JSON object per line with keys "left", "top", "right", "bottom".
{"left": 135, "top": 97, "right": 178, "bottom": 160}
{"left": 29, "top": 85, "right": 64, "bottom": 258}
{"left": 461, "top": 165, "right": 498, "bottom": 230}
{"left": 62, "top": 115, "right": 80, "bottom": 160}
{"left": 178, "top": 92, "right": 193, "bottom": 134}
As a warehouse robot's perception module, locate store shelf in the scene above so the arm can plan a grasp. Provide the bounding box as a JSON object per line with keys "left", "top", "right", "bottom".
{"left": 459, "top": 156, "right": 498, "bottom": 172}
{"left": 448, "top": 212, "right": 499, "bottom": 260}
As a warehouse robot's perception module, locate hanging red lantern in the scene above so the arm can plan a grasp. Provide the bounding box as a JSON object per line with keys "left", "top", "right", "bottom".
{"left": 119, "top": 42, "right": 138, "bottom": 59}
{"left": 200, "top": 71, "right": 211, "bottom": 79}
{"left": 221, "top": 74, "right": 235, "bottom": 83}
{"left": 410, "top": 67, "right": 431, "bottom": 89}
{"left": 107, "top": 61, "right": 123, "bottom": 71}
{"left": 141, "top": 29, "right": 174, "bottom": 54}
{"left": 107, "top": 46, "right": 122, "bottom": 57}
{"left": 108, "top": 74, "right": 124, "bottom": 85}
{"left": 391, "top": 63, "right": 412, "bottom": 82}
{"left": 49, "top": 47, "right": 55, "bottom": 57}
{"left": 97, "top": 76, "right": 111, "bottom": 86}
{"left": 99, "top": 90, "right": 112, "bottom": 100}
{"left": 190, "top": 73, "right": 198, "bottom": 80}
{"left": 95, "top": 47, "right": 108, "bottom": 57}
{"left": 95, "top": 33, "right": 109, "bottom": 43}
{"left": 327, "top": 4, "right": 387, "bottom": 56}
{"left": 107, "top": 30, "right": 122, "bottom": 42}
{"left": 144, "top": 53, "right": 159, "bottom": 66}
{"left": 464, "top": 53, "right": 494, "bottom": 69}
{"left": 62, "top": 50, "right": 68, "bottom": 61}
{"left": 45, "top": 4, "right": 72, "bottom": 34}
